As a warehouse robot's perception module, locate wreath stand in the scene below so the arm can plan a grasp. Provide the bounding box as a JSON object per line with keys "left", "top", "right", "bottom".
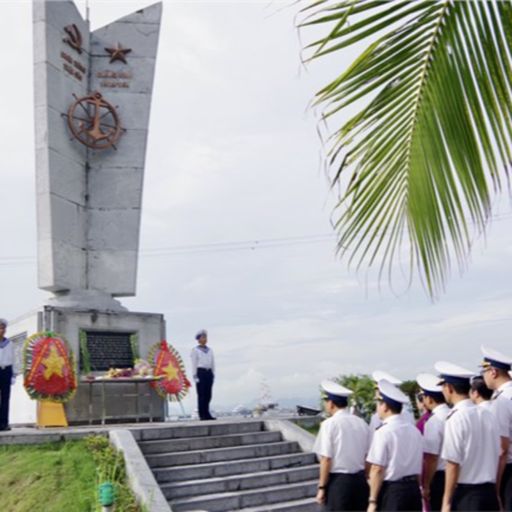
{"left": 37, "top": 401, "right": 68, "bottom": 428}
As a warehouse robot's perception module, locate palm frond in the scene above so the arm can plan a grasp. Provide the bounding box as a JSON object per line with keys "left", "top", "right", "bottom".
{"left": 300, "top": 0, "right": 512, "bottom": 297}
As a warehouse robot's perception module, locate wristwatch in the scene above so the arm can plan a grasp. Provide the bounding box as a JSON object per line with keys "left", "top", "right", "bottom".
{"left": 368, "top": 498, "right": 377, "bottom": 504}
{"left": 318, "top": 485, "right": 327, "bottom": 490}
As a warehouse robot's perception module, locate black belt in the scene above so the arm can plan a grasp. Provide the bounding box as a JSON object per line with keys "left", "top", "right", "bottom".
{"left": 457, "top": 482, "right": 495, "bottom": 489}
{"left": 197, "top": 367, "right": 212, "bottom": 371}
{"left": 330, "top": 471, "right": 365, "bottom": 477}
{"left": 389, "top": 475, "right": 418, "bottom": 483}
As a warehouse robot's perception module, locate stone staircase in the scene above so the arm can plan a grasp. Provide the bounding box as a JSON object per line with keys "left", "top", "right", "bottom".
{"left": 137, "top": 420, "right": 320, "bottom": 512}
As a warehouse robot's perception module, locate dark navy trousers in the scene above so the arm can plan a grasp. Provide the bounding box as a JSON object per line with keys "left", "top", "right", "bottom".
{"left": 196, "top": 368, "right": 214, "bottom": 420}
{"left": 0, "top": 366, "right": 12, "bottom": 428}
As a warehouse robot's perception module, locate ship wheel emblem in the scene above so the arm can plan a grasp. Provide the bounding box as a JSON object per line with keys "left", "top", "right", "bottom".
{"left": 66, "top": 92, "right": 124, "bottom": 150}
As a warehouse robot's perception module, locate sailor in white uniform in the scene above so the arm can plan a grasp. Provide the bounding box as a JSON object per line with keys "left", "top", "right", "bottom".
{"left": 190, "top": 329, "right": 215, "bottom": 420}
{"left": 417, "top": 373, "right": 450, "bottom": 511}
{"left": 436, "top": 361, "right": 500, "bottom": 511}
{"left": 480, "top": 345, "right": 512, "bottom": 509}
{"left": 366, "top": 379, "right": 423, "bottom": 512}
{"left": 369, "top": 371, "right": 415, "bottom": 436}
{"left": 313, "top": 380, "right": 370, "bottom": 511}
{"left": 0, "top": 318, "right": 15, "bottom": 431}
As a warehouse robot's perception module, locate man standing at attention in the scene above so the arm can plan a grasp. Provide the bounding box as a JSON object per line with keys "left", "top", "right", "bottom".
{"left": 314, "top": 380, "right": 371, "bottom": 510}
{"left": 480, "top": 346, "right": 512, "bottom": 509}
{"left": 190, "top": 329, "right": 215, "bottom": 421}
{"left": 436, "top": 361, "right": 500, "bottom": 511}
{"left": 0, "top": 319, "right": 15, "bottom": 431}
{"left": 416, "top": 373, "right": 450, "bottom": 511}
{"left": 366, "top": 379, "right": 423, "bottom": 511}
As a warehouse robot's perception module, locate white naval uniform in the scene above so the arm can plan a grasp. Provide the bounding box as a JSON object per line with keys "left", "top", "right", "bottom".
{"left": 423, "top": 403, "right": 450, "bottom": 471}
{"left": 0, "top": 339, "right": 14, "bottom": 370}
{"left": 190, "top": 345, "right": 215, "bottom": 378}
{"left": 441, "top": 399, "right": 500, "bottom": 484}
{"left": 369, "top": 406, "right": 415, "bottom": 440}
{"left": 492, "top": 381, "right": 512, "bottom": 463}
{"left": 478, "top": 400, "right": 494, "bottom": 410}
{"left": 314, "top": 409, "right": 371, "bottom": 472}
{"left": 367, "top": 414, "right": 423, "bottom": 480}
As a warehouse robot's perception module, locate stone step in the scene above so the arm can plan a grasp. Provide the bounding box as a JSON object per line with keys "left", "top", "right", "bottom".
{"left": 161, "top": 465, "right": 319, "bottom": 500}
{"left": 140, "top": 431, "right": 282, "bottom": 454}
{"left": 239, "top": 497, "right": 321, "bottom": 512}
{"left": 146, "top": 441, "right": 300, "bottom": 468}
{"left": 170, "top": 480, "right": 318, "bottom": 512}
{"left": 135, "top": 420, "right": 264, "bottom": 441}
{"left": 153, "top": 452, "right": 317, "bottom": 483}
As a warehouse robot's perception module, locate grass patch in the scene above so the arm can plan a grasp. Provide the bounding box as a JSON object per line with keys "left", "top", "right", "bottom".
{"left": 0, "top": 437, "right": 141, "bottom": 512}
{"left": 0, "top": 441, "right": 97, "bottom": 511}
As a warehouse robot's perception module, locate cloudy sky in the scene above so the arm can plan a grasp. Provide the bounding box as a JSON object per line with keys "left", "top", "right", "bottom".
{"left": 1, "top": 0, "right": 511, "bottom": 412}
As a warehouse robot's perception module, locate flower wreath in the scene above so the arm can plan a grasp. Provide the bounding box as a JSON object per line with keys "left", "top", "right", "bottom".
{"left": 23, "top": 331, "right": 77, "bottom": 402}
{"left": 148, "top": 340, "right": 191, "bottom": 401}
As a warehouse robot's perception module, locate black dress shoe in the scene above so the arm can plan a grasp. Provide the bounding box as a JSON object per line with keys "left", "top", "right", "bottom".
{"left": 0, "top": 426, "right": 11, "bottom": 431}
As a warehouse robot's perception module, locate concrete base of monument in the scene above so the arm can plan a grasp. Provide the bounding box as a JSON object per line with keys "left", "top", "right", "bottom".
{"left": 47, "top": 289, "right": 128, "bottom": 312}
{"left": 8, "top": 304, "right": 167, "bottom": 425}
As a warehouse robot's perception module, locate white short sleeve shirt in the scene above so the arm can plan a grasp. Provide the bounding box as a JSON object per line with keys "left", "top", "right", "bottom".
{"left": 441, "top": 399, "right": 500, "bottom": 484}
{"left": 423, "top": 403, "right": 450, "bottom": 471}
{"left": 491, "top": 381, "right": 512, "bottom": 463}
{"left": 314, "top": 409, "right": 371, "bottom": 473}
{"left": 367, "top": 414, "right": 423, "bottom": 481}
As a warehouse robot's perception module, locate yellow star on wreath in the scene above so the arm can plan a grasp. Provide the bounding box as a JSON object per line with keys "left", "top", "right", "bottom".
{"left": 42, "top": 345, "right": 65, "bottom": 380}
{"left": 163, "top": 363, "right": 179, "bottom": 381}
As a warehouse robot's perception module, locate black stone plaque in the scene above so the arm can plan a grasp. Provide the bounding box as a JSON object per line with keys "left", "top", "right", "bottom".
{"left": 82, "top": 330, "right": 134, "bottom": 371}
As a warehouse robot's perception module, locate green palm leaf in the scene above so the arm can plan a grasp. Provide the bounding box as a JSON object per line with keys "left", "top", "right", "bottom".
{"left": 300, "top": 0, "right": 512, "bottom": 297}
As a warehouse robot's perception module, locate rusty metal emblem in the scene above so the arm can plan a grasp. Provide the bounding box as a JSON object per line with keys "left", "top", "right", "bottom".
{"left": 105, "top": 43, "right": 132, "bottom": 64}
{"left": 63, "top": 24, "right": 83, "bottom": 54}
{"left": 67, "top": 92, "right": 123, "bottom": 150}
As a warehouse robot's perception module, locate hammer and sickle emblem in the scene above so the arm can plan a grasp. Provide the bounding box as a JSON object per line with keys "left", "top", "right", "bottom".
{"left": 63, "top": 24, "right": 83, "bottom": 54}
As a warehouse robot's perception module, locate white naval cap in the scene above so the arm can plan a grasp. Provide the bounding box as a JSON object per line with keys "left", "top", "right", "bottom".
{"left": 480, "top": 345, "right": 512, "bottom": 371}
{"left": 371, "top": 370, "right": 402, "bottom": 385}
{"left": 434, "top": 361, "right": 475, "bottom": 385}
{"left": 416, "top": 373, "right": 443, "bottom": 394}
{"left": 321, "top": 380, "right": 353, "bottom": 401}
{"left": 195, "top": 329, "right": 208, "bottom": 340}
{"left": 376, "top": 379, "right": 409, "bottom": 407}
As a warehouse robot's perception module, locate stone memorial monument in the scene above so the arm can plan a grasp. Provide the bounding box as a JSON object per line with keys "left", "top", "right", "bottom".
{"left": 9, "top": 0, "right": 165, "bottom": 424}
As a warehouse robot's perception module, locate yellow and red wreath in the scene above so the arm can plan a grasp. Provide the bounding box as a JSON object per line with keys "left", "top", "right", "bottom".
{"left": 148, "top": 340, "right": 191, "bottom": 400}
{"left": 23, "top": 332, "right": 77, "bottom": 402}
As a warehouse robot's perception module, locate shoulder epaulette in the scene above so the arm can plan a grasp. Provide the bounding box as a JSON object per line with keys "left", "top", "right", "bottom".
{"left": 446, "top": 410, "right": 458, "bottom": 420}
{"left": 492, "top": 390, "right": 503, "bottom": 400}
{"left": 375, "top": 424, "right": 385, "bottom": 430}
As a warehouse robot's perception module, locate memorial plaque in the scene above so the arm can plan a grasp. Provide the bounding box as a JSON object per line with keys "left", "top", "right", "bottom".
{"left": 82, "top": 330, "right": 134, "bottom": 371}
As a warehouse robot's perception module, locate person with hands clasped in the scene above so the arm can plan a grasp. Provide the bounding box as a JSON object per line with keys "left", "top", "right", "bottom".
{"left": 436, "top": 361, "right": 500, "bottom": 512}
{"left": 313, "top": 380, "right": 371, "bottom": 511}
{"left": 480, "top": 345, "right": 512, "bottom": 510}
{"left": 416, "top": 373, "right": 450, "bottom": 511}
{"left": 190, "top": 329, "right": 216, "bottom": 421}
{"left": 366, "top": 379, "right": 423, "bottom": 512}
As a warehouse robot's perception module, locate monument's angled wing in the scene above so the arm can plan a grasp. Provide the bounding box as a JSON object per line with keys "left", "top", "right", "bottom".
{"left": 87, "top": 3, "right": 162, "bottom": 296}
{"left": 33, "top": 1, "right": 162, "bottom": 299}
{"left": 33, "top": 0, "right": 90, "bottom": 293}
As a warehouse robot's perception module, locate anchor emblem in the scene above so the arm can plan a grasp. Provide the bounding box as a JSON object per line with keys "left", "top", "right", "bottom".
{"left": 66, "top": 92, "right": 124, "bottom": 150}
